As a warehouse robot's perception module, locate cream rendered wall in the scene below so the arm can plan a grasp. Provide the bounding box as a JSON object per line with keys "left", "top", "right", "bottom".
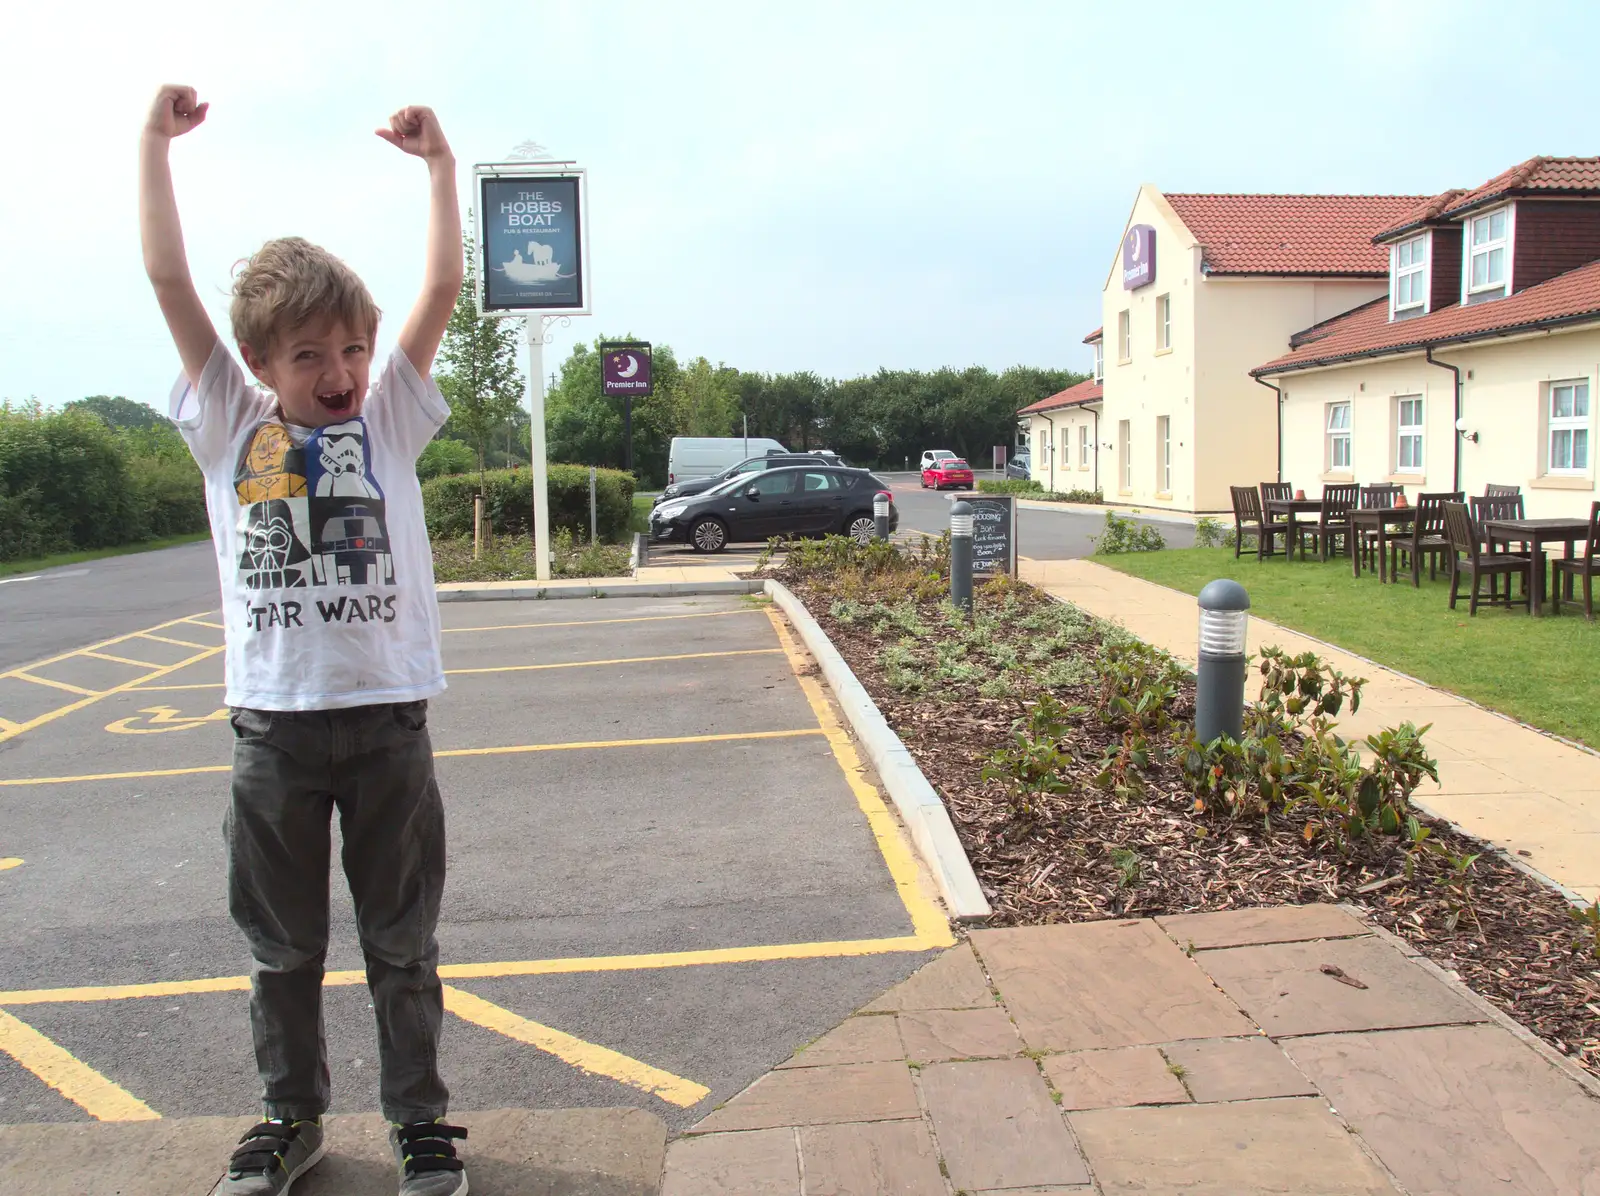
{"left": 1191, "top": 279, "right": 1385, "bottom": 512}
{"left": 1100, "top": 187, "right": 1199, "bottom": 510}
{"left": 1027, "top": 408, "right": 1099, "bottom": 491}
{"left": 1275, "top": 326, "right": 1600, "bottom": 520}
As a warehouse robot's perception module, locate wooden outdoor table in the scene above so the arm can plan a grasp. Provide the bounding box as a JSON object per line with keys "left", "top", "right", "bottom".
{"left": 1264, "top": 498, "right": 1323, "bottom": 560}
{"left": 1481, "top": 517, "right": 1589, "bottom": 617}
{"left": 1350, "top": 507, "right": 1417, "bottom": 582}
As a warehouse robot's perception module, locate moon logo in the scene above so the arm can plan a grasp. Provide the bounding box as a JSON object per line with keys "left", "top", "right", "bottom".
{"left": 617, "top": 354, "right": 639, "bottom": 379}
{"left": 1128, "top": 227, "right": 1142, "bottom": 258}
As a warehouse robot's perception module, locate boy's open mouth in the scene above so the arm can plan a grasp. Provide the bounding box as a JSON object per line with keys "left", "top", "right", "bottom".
{"left": 317, "top": 390, "right": 355, "bottom": 415}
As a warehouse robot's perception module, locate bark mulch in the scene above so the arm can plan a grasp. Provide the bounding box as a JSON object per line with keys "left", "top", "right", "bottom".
{"left": 781, "top": 571, "right": 1600, "bottom": 1080}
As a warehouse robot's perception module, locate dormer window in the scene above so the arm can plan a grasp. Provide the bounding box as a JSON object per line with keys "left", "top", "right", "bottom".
{"left": 1391, "top": 234, "right": 1427, "bottom": 317}
{"left": 1466, "top": 206, "right": 1511, "bottom": 302}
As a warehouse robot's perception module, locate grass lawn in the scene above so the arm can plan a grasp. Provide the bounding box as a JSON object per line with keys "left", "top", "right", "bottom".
{"left": 630, "top": 493, "right": 654, "bottom": 534}
{"left": 0, "top": 533, "right": 210, "bottom": 579}
{"left": 1097, "top": 546, "right": 1600, "bottom": 749}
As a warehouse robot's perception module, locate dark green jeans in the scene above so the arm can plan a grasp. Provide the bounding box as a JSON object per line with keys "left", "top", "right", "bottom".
{"left": 226, "top": 700, "right": 448, "bottom": 1123}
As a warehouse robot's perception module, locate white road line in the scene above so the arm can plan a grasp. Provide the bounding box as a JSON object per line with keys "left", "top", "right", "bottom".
{"left": 0, "top": 576, "right": 40, "bottom": 586}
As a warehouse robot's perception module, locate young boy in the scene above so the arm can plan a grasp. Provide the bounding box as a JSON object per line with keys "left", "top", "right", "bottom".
{"left": 141, "top": 84, "right": 468, "bottom": 1196}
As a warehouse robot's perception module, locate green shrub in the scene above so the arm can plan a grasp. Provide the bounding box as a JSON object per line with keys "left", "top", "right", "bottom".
{"left": 422, "top": 465, "right": 636, "bottom": 542}
{"left": 1090, "top": 510, "right": 1165, "bottom": 554}
{"left": 1193, "top": 516, "right": 1235, "bottom": 549}
{"left": 127, "top": 455, "right": 208, "bottom": 539}
{"left": 0, "top": 403, "right": 143, "bottom": 560}
{"left": 417, "top": 438, "right": 477, "bottom": 480}
{"left": 978, "top": 479, "right": 1043, "bottom": 494}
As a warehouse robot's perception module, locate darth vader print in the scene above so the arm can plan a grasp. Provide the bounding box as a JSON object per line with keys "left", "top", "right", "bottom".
{"left": 304, "top": 419, "right": 395, "bottom": 586}
{"left": 239, "top": 498, "right": 312, "bottom": 588}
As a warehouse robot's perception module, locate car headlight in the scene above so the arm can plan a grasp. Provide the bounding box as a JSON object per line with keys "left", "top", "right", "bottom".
{"left": 655, "top": 501, "right": 689, "bottom": 520}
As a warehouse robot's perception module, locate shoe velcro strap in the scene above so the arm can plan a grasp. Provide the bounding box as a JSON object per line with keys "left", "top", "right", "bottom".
{"left": 396, "top": 1123, "right": 468, "bottom": 1174}
{"left": 227, "top": 1121, "right": 298, "bottom": 1174}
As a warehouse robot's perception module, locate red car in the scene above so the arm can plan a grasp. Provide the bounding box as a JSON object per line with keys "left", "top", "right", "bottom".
{"left": 922, "top": 458, "right": 974, "bottom": 490}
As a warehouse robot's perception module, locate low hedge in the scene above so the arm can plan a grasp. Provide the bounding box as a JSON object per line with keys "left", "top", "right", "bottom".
{"left": 422, "top": 465, "right": 636, "bottom": 542}
{"left": 976, "top": 479, "right": 1103, "bottom": 504}
{"left": 977, "top": 479, "right": 1043, "bottom": 494}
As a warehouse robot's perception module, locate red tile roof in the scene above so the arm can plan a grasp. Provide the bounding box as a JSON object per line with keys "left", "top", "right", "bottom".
{"left": 1440, "top": 156, "right": 1600, "bottom": 219}
{"left": 1084, "top": 327, "right": 1103, "bottom": 343}
{"left": 1164, "top": 193, "right": 1428, "bottom": 275}
{"left": 1018, "top": 379, "right": 1102, "bottom": 415}
{"left": 1254, "top": 258, "right": 1600, "bottom": 375}
{"left": 1372, "top": 189, "right": 1470, "bottom": 242}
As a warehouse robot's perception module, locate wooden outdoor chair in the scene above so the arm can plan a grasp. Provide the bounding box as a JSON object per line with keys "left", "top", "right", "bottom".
{"left": 1443, "top": 501, "right": 1532, "bottom": 615}
{"left": 1485, "top": 483, "right": 1521, "bottom": 498}
{"left": 1471, "top": 492, "right": 1530, "bottom": 601}
{"left": 1308, "top": 483, "right": 1359, "bottom": 561}
{"left": 1230, "top": 485, "right": 1288, "bottom": 561}
{"left": 1553, "top": 500, "right": 1600, "bottom": 619}
{"left": 1396, "top": 491, "right": 1461, "bottom": 587}
{"left": 1260, "top": 482, "right": 1293, "bottom": 506}
{"left": 1357, "top": 484, "right": 1405, "bottom": 567}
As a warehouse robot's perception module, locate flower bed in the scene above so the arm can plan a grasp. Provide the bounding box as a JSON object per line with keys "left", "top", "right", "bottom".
{"left": 762, "top": 537, "right": 1600, "bottom": 1078}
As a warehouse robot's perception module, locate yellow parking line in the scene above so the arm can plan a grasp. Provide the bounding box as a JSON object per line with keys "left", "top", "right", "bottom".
{"left": 764, "top": 607, "right": 954, "bottom": 946}
{"left": 0, "top": 936, "right": 940, "bottom": 1006}
{"left": 443, "top": 986, "right": 710, "bottom": 1108}
{"left": 135, "top": 633, "right": 211, "bottom": 650}
{"left": 0, "top": 646, "right": 225, "bottom": 746}
{"left": 442, "top": 609, "right": 760, "bottom": 634}
{"left": 0, "top": 717, "right": 18, "bottom": 734}
{"left": 183, "top": 618, "right": 227, "bottom": 630}
{"left": 0, "top": 728, "right": 826, "bottom": 786}
{"left": 12, "top": 671, "right": 102, "bottom": 697}
{"left": 0, "top": 612, "right": 214, "bottom": 681}
{"left": 447, "top": 648, "right": 782, "bottom": 676}
{"left": 0, "top": 1008, "right": 159, "bottom": 1121}
{"left": 123, "top": 682, "right": 224, "bottom": 692}
{"left": 82, "top": 650, "right": 165, "bottom": 669}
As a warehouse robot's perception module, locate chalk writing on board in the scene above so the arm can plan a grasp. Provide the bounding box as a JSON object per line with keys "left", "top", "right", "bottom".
{"left": 965, "top": 496, "right": 1014, "bottom": 575}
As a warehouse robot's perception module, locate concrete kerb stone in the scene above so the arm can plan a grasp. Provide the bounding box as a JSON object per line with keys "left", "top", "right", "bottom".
{"left": 764, "top": 579, "right": 992, "bottom": 921}
{"left": 436, "top": 578, "right": 764, "bottom": 603}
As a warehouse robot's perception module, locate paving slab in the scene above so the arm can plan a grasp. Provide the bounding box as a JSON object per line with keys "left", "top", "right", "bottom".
{"left": 1042, "top": 1045, "right": 1190, "bottom": 1110}
{"left": 895, "top": 1007, "right": 1022, "bottom": 1062}
{"left": 1070, "top": 1097, "right": 1402, "bottom": 1195}
{"left": 661, "top": 1128, "right": 799, "bottom": 1196}
{"left": 1195, "top": 934, "right": 1487, "bottom": 1038}
{"left": 1284, "top": 1023, "right": 1600, "bottom": 1196}
{"left": 0, "top": 1108, "right": 667, "bottom": 1196}
{"left": 1157, "top": 903, "right": 1370, "bottom": 950}
{"left": 797, "top": 1121, "right": 947, "bottom": 1195}
{"left": 689, "top": 1062, "right": 920, "bottom": 1133}
{"left": 861, "top": 943, "right": 992, "bottom": 1012}
{"left": 1159, "top": 1036, "right": 1319, "bottom": 1103}
{"left": 971, "top": 920, "right": 1251, "bottom": 1050}
{"left": 776, "top": 1016, "right": 906, "bottom": 1069}
{"left": 918, "top": 1058, "right": 1091, "bottom": 1190}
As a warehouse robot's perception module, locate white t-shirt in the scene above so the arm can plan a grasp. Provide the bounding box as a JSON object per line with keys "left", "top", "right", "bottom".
{"left": 170, "top": 343, "right": 450, "bottom": 711}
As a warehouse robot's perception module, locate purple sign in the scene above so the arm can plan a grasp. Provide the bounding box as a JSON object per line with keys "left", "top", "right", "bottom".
{"left": 601, "top": 342, "right": 653, "bottom": 397}
{"left": 1123, "top": 224, "right": 1155, "bottom": 289}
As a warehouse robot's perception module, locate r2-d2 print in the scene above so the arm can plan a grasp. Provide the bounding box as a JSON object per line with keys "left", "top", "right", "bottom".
{"left": 305, "top": 420, "right": 395, "bottom": 586}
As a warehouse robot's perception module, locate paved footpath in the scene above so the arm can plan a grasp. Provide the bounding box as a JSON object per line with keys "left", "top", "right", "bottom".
{"left": 1022, "top": 557, "right": 1600, "bottom": 908}
{"left": 663, "top": 905, "right": 1600, "bottom": 1195}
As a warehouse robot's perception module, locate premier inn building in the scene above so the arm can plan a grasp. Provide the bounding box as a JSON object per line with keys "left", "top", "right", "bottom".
{"left": 1096, "top": 185, "right": 1425, "bottom": 512}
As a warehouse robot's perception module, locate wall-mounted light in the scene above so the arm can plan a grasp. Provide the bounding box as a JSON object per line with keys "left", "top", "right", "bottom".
{"left": 1455, "top": 417, "right": 1479, "bottom": 444}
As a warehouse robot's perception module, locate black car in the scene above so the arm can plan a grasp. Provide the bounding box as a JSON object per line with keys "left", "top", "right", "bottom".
{"left": 652, "top": 451, "right": 844, "bottom": 507}
{"left": 650, "top": 466, "right": 897, "bottom": 553}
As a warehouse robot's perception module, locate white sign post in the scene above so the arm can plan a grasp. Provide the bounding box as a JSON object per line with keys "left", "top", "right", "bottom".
{"left": 473, "top": 160, "right": 591, "bottom": 582}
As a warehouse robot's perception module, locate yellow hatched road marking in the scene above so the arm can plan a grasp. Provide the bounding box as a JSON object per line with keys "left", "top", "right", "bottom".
{"left": 12, "top": 672, "right": 101, "bottom": 697}
{"left": 134, "top": 632, "right": 212, "bottom": 650}
{"left": 0, "top": 935, "right": 939, "bottom": 1006}
{"left": 0, "top": 1008, "right": 159, "bottom": 1120}
{"left": 0, "top": 717, "right": 18, "bottom": 734}
{"left": 0, "top": 728, "right": 826, "bottom": 786}
{"left": 0, "top": 612, "right": 214, "bottom": 681}
{"left": 117, "top": 682, "right": 224, "bottom": 692}
{"left": 0, "top": 645, "right": 224, "bottom": 747}
{"left": 81, "top": 650, "right": 165, "bottom": 669}
{"left": 443, "top": 986, "right": 710, "bottom": 1108}
{"left": 442, "top": 608, "right": 760, "bottom": 634}
{"left": 765, "top": 607, "right": 954, "bottom": 946}
{"left": 183, "top": 618, "right": 227, "bottom": 630}
{"left": 447, "top": 648, "right": 782, "bottom": 676}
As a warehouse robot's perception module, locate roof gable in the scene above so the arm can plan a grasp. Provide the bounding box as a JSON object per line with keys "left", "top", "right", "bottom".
{"left": 1163, "top": 193, "right": 1427, "bottom": 276}
{"left": 1441, "top": 156, "right": 1600, "bottom": 220}
{"left": 1018, "top": 379, "right": 1103, "bottom": 415}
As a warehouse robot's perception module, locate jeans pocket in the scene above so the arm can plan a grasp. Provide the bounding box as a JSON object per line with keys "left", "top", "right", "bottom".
{"left": 229, "top": 707, "right": 274, "bottom": 744}
{"left": 392, "top": 700, "right": 430, "bottom": 735}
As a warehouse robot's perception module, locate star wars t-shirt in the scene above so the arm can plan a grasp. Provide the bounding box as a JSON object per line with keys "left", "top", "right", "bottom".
{"left": 170, "top": 343, "right": 449, "bottom": 711}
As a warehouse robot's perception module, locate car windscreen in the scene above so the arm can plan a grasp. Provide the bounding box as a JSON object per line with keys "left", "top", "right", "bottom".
{"left": 945, "top": 460, "right": 970, "bottom": 469}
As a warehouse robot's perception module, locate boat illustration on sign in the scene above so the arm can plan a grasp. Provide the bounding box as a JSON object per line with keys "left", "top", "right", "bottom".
{"left": 499, "top": 242, "right": 575, "bottom": 283}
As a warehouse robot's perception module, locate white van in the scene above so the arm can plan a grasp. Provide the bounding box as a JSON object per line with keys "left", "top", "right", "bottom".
{"left": 667, "top": 437, "right": 788, "bottom": 484}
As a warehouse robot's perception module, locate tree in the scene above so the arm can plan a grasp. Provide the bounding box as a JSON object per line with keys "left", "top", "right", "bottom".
{"left": 433, "top": 227, "right": 525, "bottom": 484}
{"left": 544, "top": 336, "right": 682, "bottom": 485}
{"left": 66, "top": 395, "right": 167, "bottom": 431}
{"left": 671, "top": 358, "right": 739, "bottom": 437}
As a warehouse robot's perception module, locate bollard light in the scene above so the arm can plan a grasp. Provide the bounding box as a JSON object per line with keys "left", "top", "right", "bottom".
{"left": 874, "top": 491, "right": 892, "bottom": 542}
{"left": 950, "top": 499, "right": 974, "bottom": 613}
{"left": 1195, "top": 578, "right": 1250, "bottom": 743}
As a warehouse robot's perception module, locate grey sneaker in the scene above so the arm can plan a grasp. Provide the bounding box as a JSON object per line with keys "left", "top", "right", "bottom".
{"left": 210, "top": 1119, "right": 326, "bottom": 1194}
{"left": 389, "top": 1120, "right": 469, "bottom": 1195}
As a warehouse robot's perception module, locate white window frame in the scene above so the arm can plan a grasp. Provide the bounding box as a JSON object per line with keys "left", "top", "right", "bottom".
{"left": 1464, "top": 205, "right": 1513, "bottom": 300}
{"left": 1119, "top": 419, "right": 1132, "bottom": 491}
{"left": 1157, "top": 294, "right": 1172, "bottom": 350}
{"left": 1547, "top": 378, "right": 1591, "bottom": 476}
{"left": 1395, "top": 395, "right": 1425, "bottom": 474}
{"left": 1327, "top": 401, "right": 1352, "bottom": 472}
{"left": 1390, "top": 234, "right": 1428, "bottom": 316}
{"left": 1079, "top": 424, "right": 1089, "bottom": 469}
{"left": 1156, "top": 416, "right": 1171, "bottom": 493}
{"left": 1118, "top": 310, "right": 1131, "bottom": 363}
{"left": 1093, "top": 341, "right": 1104, "bottom": 382}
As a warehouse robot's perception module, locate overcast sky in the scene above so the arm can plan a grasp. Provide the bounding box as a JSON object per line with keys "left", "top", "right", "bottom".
{"left": 3, "top": 0, "right": 1594, "bottom": 409}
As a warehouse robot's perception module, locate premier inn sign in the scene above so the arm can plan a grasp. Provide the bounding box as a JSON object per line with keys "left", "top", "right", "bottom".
{"left": 1123, "top": 224, "right": 1155, "bottom": 289}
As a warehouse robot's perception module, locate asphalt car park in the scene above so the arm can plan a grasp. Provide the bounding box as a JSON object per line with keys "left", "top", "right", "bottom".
{"left": 0, "top": 595, "right": 947, "bottom": 1130}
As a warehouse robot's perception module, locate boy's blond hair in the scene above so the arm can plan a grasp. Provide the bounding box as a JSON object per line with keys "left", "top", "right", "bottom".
{"left": 230, "top": 237, "right": 381, "bottom": 356}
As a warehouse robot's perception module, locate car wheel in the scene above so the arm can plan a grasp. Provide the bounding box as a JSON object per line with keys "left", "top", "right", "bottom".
{"left": 689, "top": 517, "right": 728, "bottom": 554}
{"left": 847, "top": 514, "right": 877, "bottom": 545}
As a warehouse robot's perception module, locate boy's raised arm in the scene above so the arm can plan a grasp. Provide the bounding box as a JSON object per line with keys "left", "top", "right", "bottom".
{"left": 140, "top": 85, "right": 220, "bottom": 387}
{"left": 378, "top": 106, "right": 464, "bottom": 379}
